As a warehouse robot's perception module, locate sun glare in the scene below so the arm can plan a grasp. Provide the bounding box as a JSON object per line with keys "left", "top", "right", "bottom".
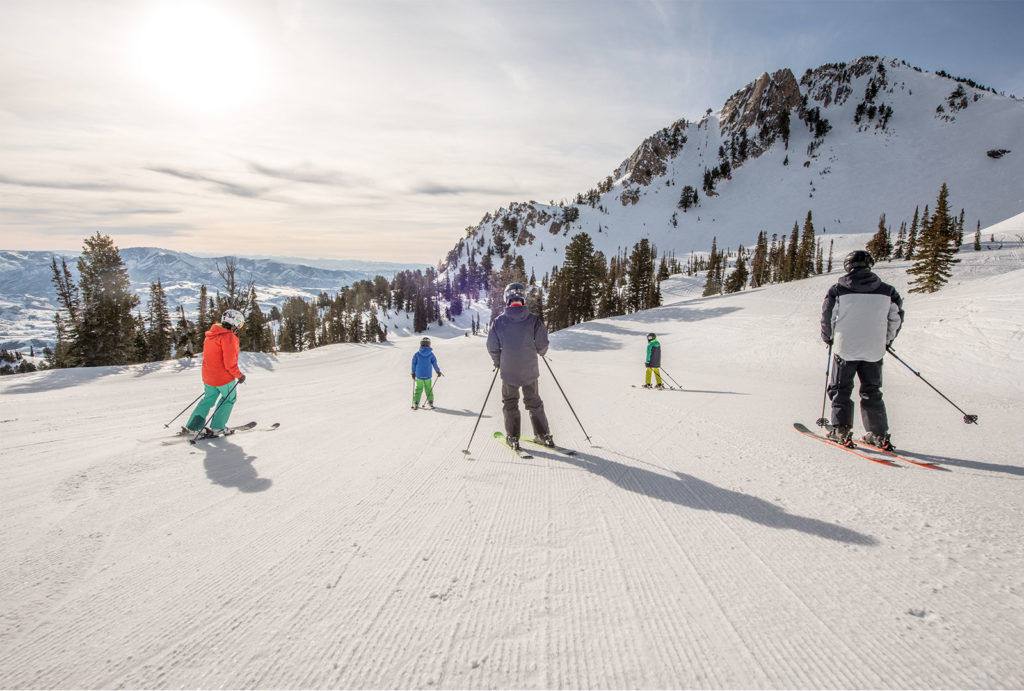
{"left": 133, "top": 3, "right": 265, "bottom": 111}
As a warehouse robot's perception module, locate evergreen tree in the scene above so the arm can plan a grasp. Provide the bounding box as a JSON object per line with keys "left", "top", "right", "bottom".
{"left": 908, "top": 184, "right": 960, "bottom": 293}
{"left": 49, "top": 256, "right": 80, "bottom": 368}
{"left": 723, "top": 248, "right": 748, "bottom": 293}
{"left": 626, "top": 239, "right": 659, "bottom": 310}
{"left": 555, "top": 233, "right": 603, "bottom": 327}
{"left": 749, "top": 231, "right": 769, "bottom": 288}
{"left": 73, "top": 232, "right": 140, "bottom": 366}
{"left": 146, "top": 279, "right": 174, "bottom": 361}
{"left": 783, "top": 222, "right": 799, "bottom": 282}
{"left": 973, "top": 220, "right": 981, "bottom": 251}
{"left": 892, "top": 221, "right": 907, "bottom": 259}
{"left": 866, "top": 213, "right": 893, "bottom": 261}
{"left": 197, "top": 285, "right": 210, "bottom": 334}
{"left": 702, "top": 237, "right": 723, "bottom": 296}
{"left": 826, "top": 239, "right": 834, "bottom": 273}
{"left": 795, "top": 211, "right": 816, "bottom": 279}
{"left": 906, "top": 205, "right": 922, "bottom": 260}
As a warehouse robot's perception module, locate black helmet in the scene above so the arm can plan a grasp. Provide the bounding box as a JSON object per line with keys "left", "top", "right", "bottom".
{"left": 503, "top": 282, "right": 527, "bottom": 306}
{"left": 647, "top": 333, "right": 657, "bottom": 342}
{"left": 844, "top": 250, "right": 875, "bottom": 273}
{"left": 420, "top": 337, "right": 431, "bottom": 347}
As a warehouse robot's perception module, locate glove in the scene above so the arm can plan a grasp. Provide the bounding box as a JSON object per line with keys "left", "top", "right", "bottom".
{"left": 411, "top": 373, "right": 416, "bottom": 380}
{"left": 824, "top": 339, "right": 833, "bottom": 346}
{"left": 237, "top": 374, "right": 246, "bottom": 384}
{"left": 436, "top": 371, "right": 443, "bottom": 377}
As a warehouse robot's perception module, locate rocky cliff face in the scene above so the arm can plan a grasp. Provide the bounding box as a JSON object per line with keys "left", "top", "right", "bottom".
{"left": 720, "top": 68, "right": 802, "bottom": 136}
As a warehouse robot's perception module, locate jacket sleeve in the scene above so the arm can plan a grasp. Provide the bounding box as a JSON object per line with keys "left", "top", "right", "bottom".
{"left": 534, "top": 316, "right": 549, "bottom": 357}
{"left": 411, "top": 352, "right": 418, "bottom": 374}
{"left": 486, "top": 324, "right": 501, "bottom": 367}
{"left": 224, "top": 334, "right": 243, "bottom": 379}
{"left": 431, "top": 352, "right": 440, "bottom": 373}
{"left": 645, "top": 342, "right": 653, "bottom": 366}
{"left": 886, "top": 288, "right": 904, "bottom": 345}
{"left": 821, "top": 286, "right": 838, "bottom": 343}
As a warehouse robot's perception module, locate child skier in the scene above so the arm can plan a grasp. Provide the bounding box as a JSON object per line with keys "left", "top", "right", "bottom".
{"left": 486, "top": 282, "right": 555, "bottom": 449}
{"left": 411, "top": 336, "right": 442, "bottom": 409}
{"left": 820, "top": 249, "right": 904, "bottom": 450}
{"left": 182, "top": 309, "right": 247, "bottom": 438}
{"left": 642, "top": 333, "right": 664, "bottom": 389}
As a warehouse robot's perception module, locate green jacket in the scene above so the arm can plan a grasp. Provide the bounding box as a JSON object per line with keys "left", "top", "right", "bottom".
{"left": 645, "top": 339, "right": 661, "bottom": 367}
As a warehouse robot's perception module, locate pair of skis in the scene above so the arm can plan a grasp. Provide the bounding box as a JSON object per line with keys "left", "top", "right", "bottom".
{"left": 793, "top": 423, "right": 943, "bottom": 470}
{"left": 631, "top": 384, "right": 682, "bottom": 392}
{"left": 157, "top": 421, "right": 280, "bottom": 446}
{"left": 492, "top": 431, "right": 576, "bottom": 459}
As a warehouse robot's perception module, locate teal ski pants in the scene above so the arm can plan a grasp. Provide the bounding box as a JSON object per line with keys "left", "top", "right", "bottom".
{"left": 186, "top": 381, "right": 238, "bottom": 431}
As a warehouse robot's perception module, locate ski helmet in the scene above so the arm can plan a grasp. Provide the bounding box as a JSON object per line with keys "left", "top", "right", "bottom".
{"left": 503, "top": 282, "right": 527, "bottom": 306}
{"left": 647, "top": 333, "right": 657, "bottom": 342}
{"left": 420, "top": 337, "right": 431, "bottom": 347}
{"left": 843, "top": 249, "right": 875, "bottom": 273}
{"left": 221, "top": 309, "right": 245, "bottom": 331}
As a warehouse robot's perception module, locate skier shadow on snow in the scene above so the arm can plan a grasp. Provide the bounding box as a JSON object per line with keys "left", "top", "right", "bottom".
{"left": 198, "top": 437, "right": 273, "bottom": 493}
{"left": 430, "top": 407, "right": 488, "bottom": 418}
{"left": 543, "top": 449, "right": 877, "bottom": 546}
{"left": 895, "top": 451, "right": 1024, "bottom": 478}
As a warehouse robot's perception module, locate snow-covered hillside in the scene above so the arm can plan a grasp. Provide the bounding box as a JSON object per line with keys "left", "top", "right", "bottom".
{"left": 0, "top": 248, "right": 425, "bottom": 351}
{"left": 1, "top": 236, "right": 1022, "bottom": 687}
{"left": 445, "top": 56, "right": 1024, "bottom": 281}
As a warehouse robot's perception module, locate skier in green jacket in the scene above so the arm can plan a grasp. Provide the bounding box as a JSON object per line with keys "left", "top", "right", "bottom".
{"left": 642, "top": 333, "right": 664, "bottom": 389}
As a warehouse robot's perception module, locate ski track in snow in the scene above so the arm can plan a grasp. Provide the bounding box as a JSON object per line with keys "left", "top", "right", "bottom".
{"left": 1, "top": 246, "right": 1023, "bottom": 688}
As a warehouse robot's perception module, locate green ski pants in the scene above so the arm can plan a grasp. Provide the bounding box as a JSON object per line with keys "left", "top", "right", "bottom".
{"left": 413, "top": 377, "right": 434, "bottom": 404}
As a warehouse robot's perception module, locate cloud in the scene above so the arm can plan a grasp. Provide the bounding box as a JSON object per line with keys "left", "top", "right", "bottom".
{"left": 246, "top": 161, "right": 367, "bottom": 187}
{"left": 147, "top": 167, "right": 273, "bottom": 199}
{"left": 0, "top": 173, "right": 142, "bottom": 192}
{"left": 411, "top": 182, "right": 522, "bottom": 197}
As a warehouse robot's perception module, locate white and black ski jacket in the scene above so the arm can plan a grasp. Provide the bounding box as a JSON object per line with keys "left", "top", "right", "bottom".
{"left": 821, "top": 268, "right": 904, "bottom": 362}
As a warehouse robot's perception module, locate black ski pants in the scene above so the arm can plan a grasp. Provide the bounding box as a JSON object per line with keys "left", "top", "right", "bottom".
{"left": 828, "top": 355, "right": 889, "bottom": 434}
{"left": 501, "top": 380, "right": 550, "bottom": 439}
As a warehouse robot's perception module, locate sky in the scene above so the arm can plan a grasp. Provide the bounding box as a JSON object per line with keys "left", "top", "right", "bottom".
{"left": 1, "top": 0, "right": 1023, "bottom": 263}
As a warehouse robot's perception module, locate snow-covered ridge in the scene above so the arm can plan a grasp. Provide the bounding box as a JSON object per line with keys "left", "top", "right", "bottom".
{"left": 444, "top": 56, "right": 1024, "bottom": 283}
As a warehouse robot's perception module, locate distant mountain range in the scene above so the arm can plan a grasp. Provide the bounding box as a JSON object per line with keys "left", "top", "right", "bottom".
{"left": 441, "top": 56, "right": 1024, "bottom": 278}
{"left": 0, "top": 248, "right": 427, "bottom": 350}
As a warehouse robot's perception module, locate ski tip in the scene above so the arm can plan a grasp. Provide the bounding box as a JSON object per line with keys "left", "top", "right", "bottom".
{"left": 492, "top": 431, "right": 504, "bottom": 439}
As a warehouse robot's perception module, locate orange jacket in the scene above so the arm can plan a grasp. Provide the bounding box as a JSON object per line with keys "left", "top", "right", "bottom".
{"left": 201, "top": 324, "right": 243, "bottom": 386}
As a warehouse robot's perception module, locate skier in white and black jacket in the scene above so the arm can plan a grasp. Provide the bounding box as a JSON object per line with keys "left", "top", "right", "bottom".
{"left": 820, "top": 250, "right": 904, "bottom": 450}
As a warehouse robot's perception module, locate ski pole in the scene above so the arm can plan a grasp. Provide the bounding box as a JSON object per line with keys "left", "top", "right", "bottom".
{"left": 542, "top": 355, "right": 592, "bottom": 444}
{"left": 815, "top": 344, "right": 833, "bottom": 428}
{"left": 165, "top": 392, "right": 204, "bottom": 428}
{"left": 190, "top": 381, "right": 241, "bottom": 442}
{"left": 886, "top": 347, "right": 978, "bottom": 424}
{"left": 462, "top": 368, "right": 499, "bottom": 455}
{"left": 659, "top": 367, "right": 683, "bottom": 389}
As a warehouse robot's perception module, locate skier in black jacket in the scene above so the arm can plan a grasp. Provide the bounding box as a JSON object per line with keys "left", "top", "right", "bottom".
{"left": 820, "top": 250, "right": 904, "bottom": 450}
{"left": 486, "top": 282, "right": 554, "bottom": 450}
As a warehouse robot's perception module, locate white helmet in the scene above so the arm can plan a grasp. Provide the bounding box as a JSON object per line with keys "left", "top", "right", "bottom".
{"left": 221, "top": 309, "right": 245, "bottom": 330}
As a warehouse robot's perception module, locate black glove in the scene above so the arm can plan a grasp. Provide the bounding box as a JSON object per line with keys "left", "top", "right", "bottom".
{"left": 411, "top": 373, "right": 416, "bottom": 380}
{"left": 237, "top": 374, "right": 246, "bottom": 384}
{"left": 824, "top": 339, "right": 833, "bottom": 347}
{"left": 436, "top": 371, "right": 443, "bottom": 377}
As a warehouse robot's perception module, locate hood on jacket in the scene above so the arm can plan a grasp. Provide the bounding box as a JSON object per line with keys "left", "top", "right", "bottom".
{"left": 838, "top": 268, "right": 882, "bottom": 292}
{"left": 503, "top": 304, "right": 530, "bottom": 322}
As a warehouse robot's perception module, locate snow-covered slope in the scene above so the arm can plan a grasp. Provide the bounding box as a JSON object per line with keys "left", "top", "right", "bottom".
{"left": 445, "top": 56, "right": 1024, "bottom": 279}
{"left": 1, "top": 242, "right": 1022, "bottom": 688}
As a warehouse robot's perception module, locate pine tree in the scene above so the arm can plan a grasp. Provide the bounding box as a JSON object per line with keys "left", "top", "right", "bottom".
{"left": 49, "top": 256, "right": 80, "bottom": 367}
{"left": 73, "top": 232, "right": 140, "bottom": 366}
{"left": 892, "top": 221, "right": 907, "bottom": 259}
{"left": 702, "top": 237, "right": 723, "bottom": 296}
{"left": 827, "top": 239, "right": 834, "bottom": 273}
{"left": 795, "top": 211, "right": 817, "bottom": 279}
{"left": 905, "top": 206, "right": 919, "bottom": 260}
{"left": 197, "top": 285, "right": 210, "bottom": 334}
{"left": 783, "top": 222, "right": 799, "bottom": 282}
{"left": 908, "top": 184, "right": 960, "bottom": 293}
{"left": 973, "top": 221, "right": 981, "bottom": 251}
{"left": 866, "top": 213, "right": 893, "bottom": 261}
{"left": 723, "top": 248, "right": 748, "bottom": 293}
{"left": 146, "top": 279, "right": 173, "bottom": 361}
{"left": 749, "top": 231, "right": 769, "bottom": 288}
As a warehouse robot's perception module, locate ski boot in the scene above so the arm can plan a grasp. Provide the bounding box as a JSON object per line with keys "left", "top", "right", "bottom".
{"left": 506, "top": 435, "right": 521, "bottom": 451}
{"left": 826, "top": 424, "right": 853, "bottom": 447}
{"left": 425, "top": 401, "right": 435, "bottom": 409}
{"left": 198, "top": 427, "right": 233, "bottom": 439}
{"left": 654, "top": 383, "right": 665, "bottom": 389}
{"left": 539, "top": 434, "right": 556, "bottom": 448}
{"left": 862, "top": 431, "right": 894, "bottom": 451}
{"left": 177, "top": 426, "right": 194, "bottom": 436}
{"left": 641, "top": 383, "right": 652, "bottom": 389}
